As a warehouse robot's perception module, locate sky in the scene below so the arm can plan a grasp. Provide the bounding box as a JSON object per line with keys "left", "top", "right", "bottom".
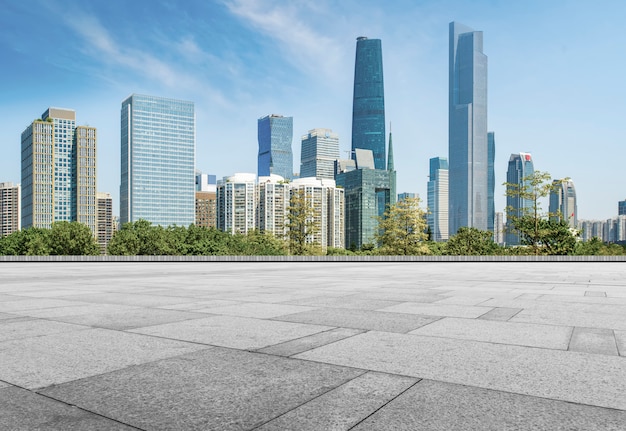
{"left": 1, "top": 0, "right": 625, "bottom": 221}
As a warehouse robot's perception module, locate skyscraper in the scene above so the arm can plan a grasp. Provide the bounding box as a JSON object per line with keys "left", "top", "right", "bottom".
{"left": 21, "top": 108, "right": 97, "bottom": 233}
{"left": 487, "top": 131, "right": 495, "bottom": 232}
{"left": 505, "top": 153, "right": 534, "bottom": 245}
{"left": 449, "top": 22, "right": 489, "bottom": 235}
{"left": 96, "top": 192, "right": 113, "bottom": 254}
{"left": 618, "top": 199, "right": 626, "bottom": 216}
{"left": 258, "top": 115, "right": 293, "bottom": 180}
{"left": 120, "top": 94, "right": 195, "bottom": 227}
{"left": 427, "top": 157, "right": 449, "bottom": 242}
{"left": 216, "top": 173, "right": 256, "bottom": 234}
{"left": 352, "top": 37, "right": 386, "bottom": 170}
{"left": 300, "top": 128, "right": 339, "bottom": 179}
{"left": 257, "top": 174, "right": 290, "bottom": 238}
{"left": 0, "top": 182, "right": 20, "bottom": 236}
{"left": 549, "top": 180, "right": 577, "bottom": 228}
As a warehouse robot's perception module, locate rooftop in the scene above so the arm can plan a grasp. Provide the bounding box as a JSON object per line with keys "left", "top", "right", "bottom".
{"left": 1, "top": 261, "right": 625, "bottom": 429}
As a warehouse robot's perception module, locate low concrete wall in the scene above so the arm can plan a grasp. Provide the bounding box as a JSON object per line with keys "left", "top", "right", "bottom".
{"left": 1, "top": 255, "right": 626, "bottom": 262}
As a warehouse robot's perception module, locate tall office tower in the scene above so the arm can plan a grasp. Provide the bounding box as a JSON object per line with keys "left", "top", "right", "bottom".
{"left": 449, "top": 22, "right": 489, "bottom": 235}
{"left": 216, "top": 173, "right": 256, "bottom": 234}
{"left": 290, "top": 177, "right": 344, "bottom": 251}
{"left": 427, "top": 157, "right": 449, "bottom": 242}
{"left": 300, "top": 128, "right": 340, "bottom": 179}
{"left": 494, "top": 212, "right": 504, "bottom": 245}
{"left": 619, "top": 200, "right": 626, "bottom": 216}
{"left": 487, "top": 132, "right": 495, "bottom": 232}
{"left": 258, "top": 115, "right": 293, "bottom": 180}
{"left": 505, "top": 153, "right": 534, "bottom": 245}
{"left": 257, "top": 174, "right": 290, "bottom": 238}
{"left": 336, "top": 149, "right": 394, "bottom": 249}
{"left": 0, "top": 182, "right": 21, "bottom": 236}
{"left": 75, "top": 126, "right": 97, "bottom": 234}
{"left": 96, "top": 192, "right": 113, "bottom": 254}
{"left": 549, "top": 180, "right": 577, "bottom": 228}
{"left": 352, "top": 37, "right": 386, "bottom": 170}
{"left": 120, "top": 94, "right": 195, "bottom": 227}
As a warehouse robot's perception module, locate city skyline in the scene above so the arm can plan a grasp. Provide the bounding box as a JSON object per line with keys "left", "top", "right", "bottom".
{"left": 1, "top": 1, "right": 625, "bottom": 222}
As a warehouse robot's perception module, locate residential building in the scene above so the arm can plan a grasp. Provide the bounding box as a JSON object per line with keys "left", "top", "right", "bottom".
{"left": 449, "top": 22, "right": 489, "bottom": 235}
{"left": 96, "top": 192, "right": 113, "bottom": 254}
{"left": 619, "top": 199, "right": 626, "bottom": 216}
{"left": 75, "top": 126, "right": 97, "bottom": 234}
{"left": 257, "top": 174, "right": 290, "bottom": 238}
{"left": 196, "top": 172, "right": 217, "bottom": 193}
{"left": 352, "top": 37, "right": 386, "bottom": 170}
{"left": 300, "top": 128, "right": 340, "bottom": 180}
{"left": 549, "top": 180, "right": 577, "bottom": 228}
{"left": 427, "top": 157, "right": 449, "bottom": 242}
{"left": 216, "top": 173, "right": 256, "bottom": 234}
{"left": 195, "top": 191, "right": 216, "bottom": 229}
{"left": 0, "top": 182, "right": 20, "bottom": 236}
{"left": 258, "top": 114, "right": 293, "bottom": 180}
{"left": 120, "top": 94, "right": 195, "bottom": 227}
{"left": 505, "top": 153, "right": 534, "bottom": 245}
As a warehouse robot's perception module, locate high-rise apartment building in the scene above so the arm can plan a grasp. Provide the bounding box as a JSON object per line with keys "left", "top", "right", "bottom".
{"left": 257, "top": 174, "right": 290, "bottom": 238}
{"left": 216, "top": 173, "right": 256, "bottom": 234}
{"left": 549, "top": 180, "right": 577, "bottom": 228}
{"left": 618, "top": 200, "right": 626, "bottom": 216}
{"left": 120, "top": 94, "right": 195, "bottom": 227}
{"left": 494, "top": 212, "right": 504, "bottom": 245}
{"left": 505, "top": 152, "right": 534, "bottom": 245}
{"left": 258, "top": 115, "right": 293, "bottom": 180}
{"left": 449, "top": 22, "right": 489, "bottom": 235}
{"left": 352, "top": 37, "right": 386, "bottom": 170}
{"left": 96, "top": 192, "right": 113, "bottom": 254}
{"left": 0, "top": 182, "right": 20, "bottom": 236}
{"left": 300, "top": 128, "right": 340, "bottom": 180}
{"left": 21, "top": 108, "right": 97, "bottom": 233}
{"left": 427, "top": 157, "right": 449, "bottom": 242}
{"left": 195, "top": 172, "right": 217, "bottom": 228}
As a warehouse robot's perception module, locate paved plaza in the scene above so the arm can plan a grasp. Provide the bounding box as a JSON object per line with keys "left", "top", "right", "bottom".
{"left": 1, "top": 261, "right": 625, "bottom": 430}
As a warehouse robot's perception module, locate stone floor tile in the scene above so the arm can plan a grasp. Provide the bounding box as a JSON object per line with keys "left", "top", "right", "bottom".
{"left": 40, "top": 347, "right": 363, "bottom": 431}
{"left": 294, "top": 331, "right": 626, "bottom": 410}
{"left": 0, "top": 328, "right": 209, "bottom": 389}
{"left": 200, "top": 302, "right": 317, "bottom": 319}
{"left": 130, "top": 315, "right": 333, "bottom": 350}
{"left": 615, "top": 330, "right": 626, "bottom": 357}
{"left": 0, "top": 386, "right": 136, "bottom": 430}
{"left": 568, "top": 327, "right": 619, "bottom": 356}
{"left": 257, "top": 372, "right": 418, "bottom": 430}
{"left": 0, "top": 319, "right": 87, "bottom": 342}
{"left": 409, "top": 317, "right": 572, "bottom": 349}
{"left": 478, "top": 307, "right": 523, "bottom": 321}
{"left": 273, "top": 308, "right": 440, "bottom": 333}
{"left": 379, "top": 302, "right": 493, "bottom": 318}
{"left": 0, "top": 298, "right": 84, "bottom": 313}
{"left": 50, "top": 308, "right": 211, "bottom": 330}
{"left": 586, "top": 290, "right": 607, "bottom": 297}
{"left": 57, "top": 292, "right": 198, "bottom": 307}
{"left": 256, "top": 327, "right": 366, "bottom": 357}
{"left": 352, "top": 379, "right": 626, "bottom": 431}
{"left": 284, "top": 295, "right": 402, "bottom": 310}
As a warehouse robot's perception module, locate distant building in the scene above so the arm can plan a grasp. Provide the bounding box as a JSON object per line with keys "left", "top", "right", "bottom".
{"left": 398, "top": 193, "right": 417, "bottom": 201}
{"left": 487, "top": 132, "right": 496, "bottom": 232}
{"left": 505, "top": 152, "right": 534, "bottom": 245}
{"left": 195, "top": 191, "right": 216, "bottom": 229}
{"left": 0, "top": 182, "right": 20, "bottom": 237}
{"left": 427, "top": 157, "right": 449, "bottom": 242}
{"left": 258, "top": 114, "right": 293, "bottom": 180}
{"left": 196, "top": 173, "right": 217, "bottom": 192}
{"left": 549, "top": 180, "right": 577, "bottom": 228}
{"left": 494, "top": 212, "right": 504, "bottom": 245}
{"left": 120, "top": 94, "right": 195, "bottom": 227}
{"left": 257, "top": 175, "right": 290, "bottom": 238}
{"left": 96, "top": 192, "right": 113, "bottom": 254}
{"left": 217, "top": 173, "right": 257, "bottom": 234}
{"left": 300, "top": 128, "right": 339, "bottom": 180}
{"left": 619, "top": 200, "right": 626, "bottom": 216}
{"left": 75, "top": 126, "right": 97, "bottom": 235}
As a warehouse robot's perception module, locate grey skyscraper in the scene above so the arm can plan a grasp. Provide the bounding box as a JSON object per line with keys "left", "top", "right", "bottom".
{"left": 506, "top": 153, "right": 534, "bottom": 245}
{"left": 258, "top": 114, "right": 293, "bottom": 180}
{"left": 300, "top": 128, "right": 339, "bottom": 179}
{"left": 487, "top": 132, "right": 495, "bottom": 232}
{"left": 428, "top": 157, "right": 449, "bottom": 242}
{"left": 352, "top": 37, "right": 386, "bottom": 170}
{"left": 549, "top": 180, "right": 577, "bottom": 228}
{"left": 449, "top": 22, "right": 489, "bottom": 235}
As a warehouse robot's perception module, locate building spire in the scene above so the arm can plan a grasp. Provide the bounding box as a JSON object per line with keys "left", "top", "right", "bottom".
{"left": 387, "top": 122, "right": 394, "bottom": 171}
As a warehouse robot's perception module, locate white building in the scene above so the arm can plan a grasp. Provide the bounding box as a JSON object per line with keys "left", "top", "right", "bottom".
{"left": 216, "top": 173, "right": 257, "bottom": 234}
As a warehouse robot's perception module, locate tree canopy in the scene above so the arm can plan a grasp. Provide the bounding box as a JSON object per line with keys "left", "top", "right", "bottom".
{"left": 375, "top": 197, "right": 430, "bottom": 255}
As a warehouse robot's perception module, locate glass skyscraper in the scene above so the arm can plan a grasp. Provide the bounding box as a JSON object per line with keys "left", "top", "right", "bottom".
{"left": 505, "top": 152, "right": 534, "bottom": 245}
{"left": 427, "top": 157, "right": 449, "bottom": 242}
{"left": 449, "top": 22, "right": 489, "bottom": 235}
{"left": 549, "top": 180, "right": 577, "bottom": 228}
{"left": 487, "top": 132, "right": 495, "bottom": 232}
{"left": 258, "top": 114, "right": 293, "bottom": 180}
{"left": 352, "top": 37, "right": 386, "bottom": 170}
{"left": 300, "top": 128, "right": 339, "bottom": 179}
{"left": 120, "top": 94, "right": 195, "bottom": 227}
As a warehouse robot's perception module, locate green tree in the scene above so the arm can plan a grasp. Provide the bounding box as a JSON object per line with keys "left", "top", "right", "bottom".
{"left": 234, "top": 229, "right": 287, "bottom": 256}
{"left": 285, "top": 189, "right": 320, "bottom": 255}
{"left": 374, "top": 197, "right": 430, "bottom": 255}
{"left": 445, "top": 227, "right": 501, "bottom": 255}
{"left": 48, "top": 221, "right": 100, "bottom": 255}
{"left": 107, "top": 220, "right": 176, "bottom": 255}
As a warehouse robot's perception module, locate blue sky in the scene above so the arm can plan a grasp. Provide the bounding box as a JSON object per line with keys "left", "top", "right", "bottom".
{"left": 1, "top": 0, "right": 624, "bottom": 221}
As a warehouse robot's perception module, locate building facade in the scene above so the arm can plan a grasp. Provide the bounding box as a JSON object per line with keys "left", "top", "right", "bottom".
{"left": 352, "top": 37, "right": 386, "bottom": 170}
{"left": 427, "top": 157, "right": 449, "bottom": 242}
{"left": 258, "top": 115, "right": 293, "bottom": 180}
{"left": 487, "top": 132, "right": 495, "bottom": 232}
{"left": 398, "top": 193, "right": 417, "bottom": 201}
{"left": 75, "top": 126, "right": 97, "bottom": 234}
{"left": 96, "top": 192, "right": 113, "bottom": 254}
{"left": 195, "top": 191, "right": 217, "bottom": 229}
{"left": 618, "top": 200, "right": 626, "bottom": 216}
{"left": 494, "top": 212, "right": 504, "bottom": 245}
{"left": 505, "top": 152, "right": 534, "bottom": 245}
{"left": 120, "top": 94, "right": 195, "bottom": 227}
{"left": 300, "top": 128, "right": 339, "bottom": 180}
{"left": 0, "top": 182, "right": 20, "bottom": 236}
{"left": 257, "top": 175, "right": 290, "bottom": 238}
{"left": 449, "top": 22, "right": 489, "bottom": 235}
{"left": 549, "top": 180, "right": 577, "bottom": 228}
{"left": 216, "top": 173, "right": 257, "bottom": 234}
